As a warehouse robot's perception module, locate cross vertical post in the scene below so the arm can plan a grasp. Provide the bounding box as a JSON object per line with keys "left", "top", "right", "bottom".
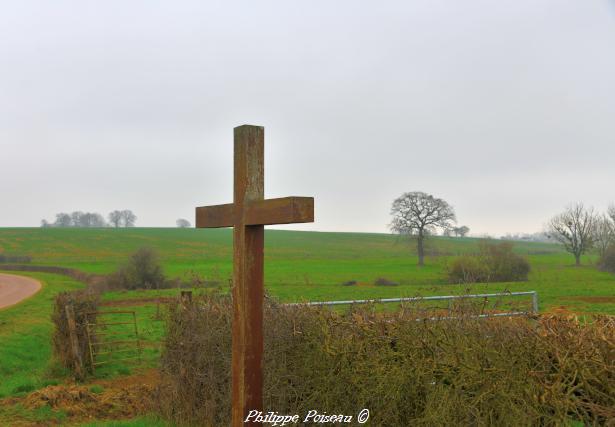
{"left": 232, "top": 125, "right": 265, "bottom": 425}
{"left": 195, "top": 125, "right": 314, "bottom": 427}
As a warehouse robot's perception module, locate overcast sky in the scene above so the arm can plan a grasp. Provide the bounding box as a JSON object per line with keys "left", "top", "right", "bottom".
{"left": 1, "top": 1, "right": 614, "bottom": 236}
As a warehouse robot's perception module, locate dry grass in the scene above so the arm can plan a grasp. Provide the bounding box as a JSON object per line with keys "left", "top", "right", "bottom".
{"left": 1, "top": 370, "right": 159, "bottom": 426}
{"left": 157, "top": 294, "right": 614, "bottom": 426}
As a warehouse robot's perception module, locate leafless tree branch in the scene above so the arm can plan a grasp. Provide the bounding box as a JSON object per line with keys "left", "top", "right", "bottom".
{"left": 547, "top": 203, "right": 597, "bottom": 266}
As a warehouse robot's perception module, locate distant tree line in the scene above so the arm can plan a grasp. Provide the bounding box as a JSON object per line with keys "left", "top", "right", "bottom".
{"left": 442, "top": 225, "right": 470, "bottom": 237}
{"left": 499, "top": 232, "right": 554, "bottom": 243}
{"left": 41, "top": 210, "right": 137, "bottom": 228}
{"left": 108, "top": 210, "right": 137, "bottom": 228}
{"left": 388, "top": 191, "right": 615, "bottom": 274}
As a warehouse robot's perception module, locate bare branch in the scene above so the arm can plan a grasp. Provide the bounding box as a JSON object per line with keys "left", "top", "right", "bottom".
{"left": 594, "top": 214, "right": 615, "bottom": 257}
{"left": 547, "top": 203, "right": 597, "bottom": 266}
{"left": 108, "top": 210, "right": 123, "bottom": 228}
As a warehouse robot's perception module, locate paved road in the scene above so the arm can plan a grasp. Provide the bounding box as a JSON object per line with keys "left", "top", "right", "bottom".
{"left": 0, "top": 273, "right": 42, "bottom": 309}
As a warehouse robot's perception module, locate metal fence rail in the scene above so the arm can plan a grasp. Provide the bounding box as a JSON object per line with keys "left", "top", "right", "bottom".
{"left": 288, "top": 291, "right": 539, "bottom": 318}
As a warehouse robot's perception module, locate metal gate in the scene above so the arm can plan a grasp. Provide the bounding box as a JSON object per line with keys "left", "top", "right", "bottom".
{"left": 85, "top": 310, "right": 142, "bottom": 371}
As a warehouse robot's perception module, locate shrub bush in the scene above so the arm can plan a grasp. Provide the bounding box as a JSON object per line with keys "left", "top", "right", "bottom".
{"left": 106, "top": 247, "right": 166, "bottom": 290}
{"left": 374, "top": 277, "right": 399, "bottom": 286}
{"left": 448, "top": 241, "right": 530, "bottom": 283}
{"left": 341, "top": 280, "right": 357, "bottom": 286}
{"left": 597, "top": 245, "right": 615, "bottom": 274}
{"left": 158, "top": 294, "right": 614, "bottom": 426}
{"left": 447, "top": 255, "right": 490, "bottom": 283}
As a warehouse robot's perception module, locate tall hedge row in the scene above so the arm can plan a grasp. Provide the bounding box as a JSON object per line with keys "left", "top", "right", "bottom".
{"left": 157, "top": 294, "right": 614, "bottom": 426}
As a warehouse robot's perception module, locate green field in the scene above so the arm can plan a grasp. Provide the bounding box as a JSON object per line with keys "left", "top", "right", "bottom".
{"left": 0, "top": 227, "right": 614, "bottom": 314}
{"left": 0, "top": 227, "right": 613, "bottom": 425}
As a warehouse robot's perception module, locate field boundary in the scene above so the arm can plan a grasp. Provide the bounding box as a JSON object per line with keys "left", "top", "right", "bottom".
{"left": 289, "top": 291, "right": 539, "bottom": 318}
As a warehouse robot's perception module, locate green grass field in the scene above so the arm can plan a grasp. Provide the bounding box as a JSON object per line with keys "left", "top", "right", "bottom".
{"left": 0, "top": 227, "right": 613, "bottom": 313}
{"left": 0, "top": 227, "right": 613, "bottom": 425}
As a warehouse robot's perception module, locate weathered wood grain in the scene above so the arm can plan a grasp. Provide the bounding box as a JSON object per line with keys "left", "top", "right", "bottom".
{"left": 196, "top": 197, "right": 314, "bottom": 228}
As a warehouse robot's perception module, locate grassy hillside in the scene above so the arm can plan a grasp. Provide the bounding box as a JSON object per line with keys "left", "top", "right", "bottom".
{"left": 0, "top": 227, "right": 613, "bottom": 314}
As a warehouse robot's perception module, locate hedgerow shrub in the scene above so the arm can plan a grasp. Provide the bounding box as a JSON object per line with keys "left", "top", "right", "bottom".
{"left": 598, "top": 245, "right": 615, "bottom": 274}
{"left": 0, "top": 253, "right": 32, "bottom": 263}
{"left": 448, "top": 241, "right": 530, "bottom": 283}
{"left": 158, "top": 294, "right": 614, "bottom": 426}
{"left": 374, "top": 277, "right": 399, "bottom": 286}
{"left": 51, "top": 290, "right": 99, "bottom": 376}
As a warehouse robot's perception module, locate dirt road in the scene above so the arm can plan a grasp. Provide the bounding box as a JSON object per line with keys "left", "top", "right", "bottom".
{"left": 0, "top": 273, "right": 42, "bottom": 309}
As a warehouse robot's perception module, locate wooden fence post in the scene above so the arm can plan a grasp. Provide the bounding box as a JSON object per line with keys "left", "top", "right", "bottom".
{"left": 181, "top": 290, "right": 193, "bottom": 304}
{"left": 531, "top": 292, "right": 539, "bottom": 314}
{"left": 65, "top": 304, "right": 84, "bottom": 380}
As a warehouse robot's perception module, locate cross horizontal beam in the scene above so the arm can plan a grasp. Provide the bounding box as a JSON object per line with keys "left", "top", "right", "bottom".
{"left": 195, "top": 196, "right": 314, "bottom": 228}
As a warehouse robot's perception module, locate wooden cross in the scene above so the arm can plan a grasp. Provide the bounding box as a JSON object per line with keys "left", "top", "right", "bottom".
{"left": 195, "top": 125, "right": 314, "bottom": 426}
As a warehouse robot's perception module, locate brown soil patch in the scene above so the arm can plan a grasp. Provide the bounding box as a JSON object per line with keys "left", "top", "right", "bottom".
{"left": 1, "top": 370, "right": 159, "bottom": 426}
{"left": 546, "top": 306, "right": 575, "bottom": 315}
{"left": 561, "top": 296, "right": 615, "bottom": 304}
{"left": 101, "top": 297, "right": 174, "bottom": 307}
{"left": 89, "top": 368, "right": 160, "bottom": 390}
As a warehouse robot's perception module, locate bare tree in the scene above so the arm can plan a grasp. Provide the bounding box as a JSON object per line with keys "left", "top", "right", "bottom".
{"left": 594, "top": 214, "right": 615, "bottom": 257}
{"left": 609, "top": 205, "right": 615, "bottom": 224}
{"left": 82, "top": 212, "right": 106, "bottom": 227}
{"left": 44, "top": 211, "right": 107, "bottom": 227}
{"left": 54, "top": 213, "right": 72, "bottom": 227}
{"left": 67, "top": 211, "right": 107, "bottom": 227}
{"left": 176, "top": 218, "right": 191, "bottom": 228}
{"left": 547, "top": 203, "right": 597, "bottom": 266}
{"left": 390, "top": 191, "right": 456, "bottom": 266}
{"left": 70, "top": 211, "right": 84, "bottom": 227}
{"left": 453, "top": 225, "right": 470, "bottom": 237}
{"left": 120, "top": 210, "right": 137, "bottom": 227}
{"left": 108, "top": 210, "right": 123, "bottom": 228}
